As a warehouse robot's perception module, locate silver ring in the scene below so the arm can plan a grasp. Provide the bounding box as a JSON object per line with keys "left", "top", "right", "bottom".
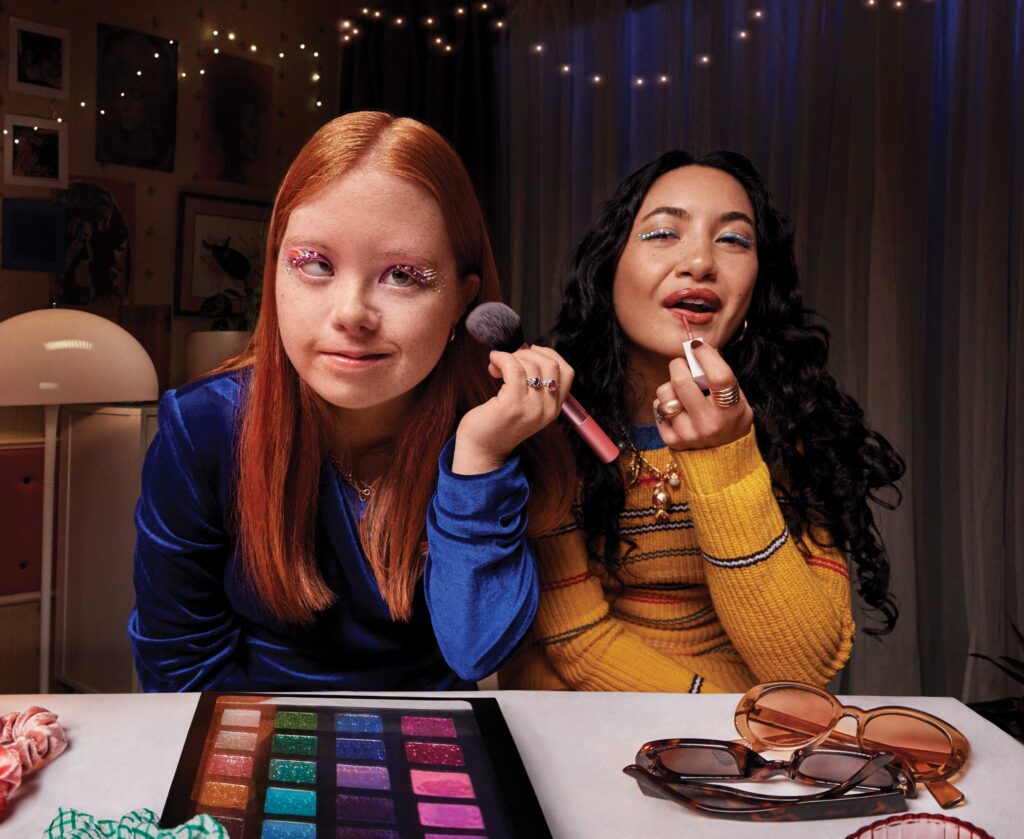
{"left": 710, "top": 384, "right": 741, "bottom": 408}
{"left": 653, "top": 404, "right": 664, "bottom": 424}
{"left": 526, "top": 377, "right": 544, "bottom": 389}
{"left": 543, "top": 378, "right": 559, "bottom": 392}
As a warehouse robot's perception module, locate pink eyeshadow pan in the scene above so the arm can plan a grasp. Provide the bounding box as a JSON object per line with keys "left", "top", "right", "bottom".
{"left": 214, "top": 730, "right": 258, "bottom": 751}
{"left": 220, "top": 708, "right": 261, "bottom": 727}
{"left": 401, "top": 716, "right": 456, "bottom": 738}
{"left": 418, "top": 802, "right": 485, "bottom": 830}
{"left": 409, "top": 769, "right": 474, "bottom": 799}
{"left": 207, "top": 753, "right": 253, "bottom": 778}
{"left": 404, "top": 741, "right": 464, "bottom": 767}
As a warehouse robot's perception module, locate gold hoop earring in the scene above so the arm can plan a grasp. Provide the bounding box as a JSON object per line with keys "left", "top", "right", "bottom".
{"left": 730, "top": 319, "right": 748, "bottom": 345}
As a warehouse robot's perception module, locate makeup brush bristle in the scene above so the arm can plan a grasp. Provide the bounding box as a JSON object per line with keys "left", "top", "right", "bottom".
{"left": 465, "top": 302, "right": 525, "bottom": 353}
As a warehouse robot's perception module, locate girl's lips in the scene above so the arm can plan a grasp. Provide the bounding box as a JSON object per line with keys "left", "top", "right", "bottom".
{"left": 667, "top": 308, "right": 714, "bottom": 326}
{"left": 319, "top": 351, "right": 388, "bottom": 369}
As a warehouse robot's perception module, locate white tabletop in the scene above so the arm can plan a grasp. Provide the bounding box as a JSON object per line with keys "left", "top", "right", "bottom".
{"left": 1, "top": 691, "right": 1019, "bottom": 838}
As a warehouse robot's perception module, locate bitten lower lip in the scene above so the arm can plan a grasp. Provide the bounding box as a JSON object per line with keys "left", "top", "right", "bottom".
{"left": 319, "top": 351, "right": 388, "bottom": 369}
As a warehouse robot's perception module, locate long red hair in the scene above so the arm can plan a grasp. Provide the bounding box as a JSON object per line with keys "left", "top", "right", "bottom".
{"left": 219, "top": 111, "right": 574, "bottom": 623}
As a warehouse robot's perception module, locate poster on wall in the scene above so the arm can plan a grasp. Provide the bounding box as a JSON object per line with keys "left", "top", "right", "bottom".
{"left": 2, "top": 199, "right": 66, "bottom": 272}
{"left": 8, "top": 17, "right": 70, "bottom": 99}
{"left": 198, "top": 53, "right": 275, "bottom": 187}
{"left": 175, "top": 192, "right": 270, "bottom": 316}
{"left": 55, "top": 177, "right": 135, "bottom": 305}
{"left": 3, "top": 114, "right": 68, "bottom": 189}
{"left": 95, "top": 23, "right": 178, "bottom": 171}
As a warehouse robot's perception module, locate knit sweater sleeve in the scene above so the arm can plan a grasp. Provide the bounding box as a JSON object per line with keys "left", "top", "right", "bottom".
{"left": 515, "top": 525, "right": 734, "bottom": 693}
{"left": 673, "top": 426, "right": 855, "bottom": 686}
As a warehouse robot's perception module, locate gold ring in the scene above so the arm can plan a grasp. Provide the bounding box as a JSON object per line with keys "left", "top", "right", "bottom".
{"left": 709, "top": 384, "right": 741, "bottom": 408}
{"left": 660, "top": 398, "right": 683, "bottom": 419}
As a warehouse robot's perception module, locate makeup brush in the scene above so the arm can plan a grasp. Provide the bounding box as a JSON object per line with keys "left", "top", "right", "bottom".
{"left": 466, "top": 302, "right": 620, "bottom": 463}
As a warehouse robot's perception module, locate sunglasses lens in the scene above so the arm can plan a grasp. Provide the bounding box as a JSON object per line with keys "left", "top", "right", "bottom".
{"left": 747, "top": 686, "right": 834, "bottom": 747}
{"left": 862, "top": 712, "right": 952, "bottom": 773}
{"left": 799, "top": 752, "right": 891, "bottom": 788}
{"left": 659, "top": 746, "right": 741, "bottom": 777}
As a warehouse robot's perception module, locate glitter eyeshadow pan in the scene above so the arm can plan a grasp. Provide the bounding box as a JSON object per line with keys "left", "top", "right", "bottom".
{"left": 198, "top": 780, "right": 248, "bottom": 809}
{"left": 337, "top": 829, "right": 400, "bottom": 839}
{"left": 275, "top": 710, "right": 317, "bottom": 730}
{"left": 336, "top": 737, "right": 386, "bottom": 761}
{"left": 272, "top": 733, "right": 317, "bottom": 756}
{"left": 336, "top": 793, "right": 396, "bottom": 823}
{"left": 268, "top": 758, "right": 316, "bottom": 784}
{"left": 265, "top": 786, "right": 317, "bottom": 817}
{"left": 405, "top": 741, "right": 465, "bottom": 767}
{"left": 418, "top": 802, "right": 485, "bottom": 830}
{"left": 401, "top": 716, "right": 457, "bottom": 738}
{"left": 214, "top": 730, "right": 258, "bottom": 751}
{"left": 221, "top": 708, "right": 261, "bottom": 727}
{"left": 336, "top": 713, "right": 384, "bottom": 735}
{"left": 409, "top": 769, "right": 474, "bottom": 798}
{"left": 207, "top": 753, "right": 253, "bottom": 778}
{"left": 337, "top": 763, "right": 390, "bottom": 790}
{"left": 261, "top": 820, "right": 316, "bottom": 839}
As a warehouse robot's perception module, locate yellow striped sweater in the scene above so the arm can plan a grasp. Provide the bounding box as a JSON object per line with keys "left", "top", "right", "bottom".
{"left": 500, "top": 425, "right": 855, "bottom": 692}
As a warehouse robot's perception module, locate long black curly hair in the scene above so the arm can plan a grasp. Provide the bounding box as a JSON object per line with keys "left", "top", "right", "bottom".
{"left": 551, "top": 150, "right": 905, "bottom": 634}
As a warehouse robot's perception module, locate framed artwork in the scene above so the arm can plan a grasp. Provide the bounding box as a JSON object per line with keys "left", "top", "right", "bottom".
{"left": 95, "top": 24, "right": 178, "bottom": 171}
{"left": 3, "top": 114, "right": 68, "bottom": 188}
{"left": 175, "top": 193, "right": 271, "bottom": 316}
{"left": 198, "top": 53, "right": 275, "bottom": 187}
{"left": 2, "top": 198, "right": 66, "bottom": 272}
{"left": 8, "top": 17, "right": 70, "bottom": 99}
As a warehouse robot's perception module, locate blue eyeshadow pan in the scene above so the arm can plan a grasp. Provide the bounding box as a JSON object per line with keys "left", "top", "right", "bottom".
{"left": 265, "top": 786, "right": 317, "bottom": 817}
{"left": 335, "top": 713, "right": 383, "bottom": 735}
{"left": 261, "top": 820, "right": 316, "bottom": 839}
{"left": 336, "top": 737, "right": 386, "bottom": 760}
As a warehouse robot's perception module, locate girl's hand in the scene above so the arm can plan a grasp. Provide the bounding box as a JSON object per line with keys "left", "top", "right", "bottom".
{"left": 654, "top": 340, "right": 753, "bottom": 451}
{"left": 453, "top": 345, "right": 574, "bottom": 474}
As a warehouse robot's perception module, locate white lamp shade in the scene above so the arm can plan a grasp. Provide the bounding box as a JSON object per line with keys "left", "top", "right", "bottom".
{"left": 0, "top": 308, "right": 159, "bottom": 406}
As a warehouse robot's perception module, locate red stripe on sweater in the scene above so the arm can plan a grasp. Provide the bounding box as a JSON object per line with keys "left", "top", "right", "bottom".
{"left": 806, "top": 556, "right": 849, "bottom": 579}
{"left": 542, "top": 571, "right": 590, "bottom": 591}
{"left": 620, "top": 590, "right": 703, "bottom": 604}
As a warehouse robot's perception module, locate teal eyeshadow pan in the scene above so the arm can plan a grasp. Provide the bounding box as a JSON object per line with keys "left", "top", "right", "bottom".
{"left": 268, "top": 758, "right": 316, "bottom": 784}
{"left": 265, "top": 786, "right": 317, "bottom": 817}
{"left": 272, "top": 734, "right": 317, "bottom": 756}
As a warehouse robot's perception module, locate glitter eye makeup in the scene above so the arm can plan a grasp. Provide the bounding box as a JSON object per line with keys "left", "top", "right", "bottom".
{"left": 285, "top": 247, "right": 331, "bottom": 275}
{"left": 384, "top": 264, "right": 445, "bottom": 293}
{"left": 637, "top": 228, "right": 677, "bottom": 241}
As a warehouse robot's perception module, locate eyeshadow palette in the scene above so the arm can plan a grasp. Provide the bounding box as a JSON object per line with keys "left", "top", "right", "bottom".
{"left": 160, "top": 693, "right": 550, "bottom": 839}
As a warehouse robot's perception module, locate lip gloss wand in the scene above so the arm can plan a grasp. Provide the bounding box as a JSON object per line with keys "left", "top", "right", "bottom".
{"left": 681, "top": 317, "right": 710, "bottom": 392}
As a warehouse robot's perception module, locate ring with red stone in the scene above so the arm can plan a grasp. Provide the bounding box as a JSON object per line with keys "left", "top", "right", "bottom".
{"left": 543, "top": 378, "right": 559, "bottom": 392}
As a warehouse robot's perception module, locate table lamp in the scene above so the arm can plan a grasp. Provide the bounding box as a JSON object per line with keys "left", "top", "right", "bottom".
{"left": 0, "top": 308, "right": 158, "bottom": 691}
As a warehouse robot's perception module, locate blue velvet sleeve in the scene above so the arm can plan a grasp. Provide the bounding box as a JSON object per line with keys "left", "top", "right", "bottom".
{"left": 127, "top": 382, "right": 246, "bottom": 691}
{"left": 423, "top": 436, "right": 538, "bottom": 681}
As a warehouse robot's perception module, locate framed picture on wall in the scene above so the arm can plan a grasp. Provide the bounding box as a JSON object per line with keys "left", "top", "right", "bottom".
{"left": 8, "top": 17, "right": 70, "bottom": 99}
{"left": 1, "top": 198, "right": 66, "bottom": 272}
{"left": 175, "top": 193, "right": 271, "bottom": 316}
{"left": 3, "top": 114, "right": 68, "bottom": 189}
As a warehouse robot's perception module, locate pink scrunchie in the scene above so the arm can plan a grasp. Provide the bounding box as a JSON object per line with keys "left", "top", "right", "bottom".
{"left": 0, "top": 706, "right": 68, "bottom": 818}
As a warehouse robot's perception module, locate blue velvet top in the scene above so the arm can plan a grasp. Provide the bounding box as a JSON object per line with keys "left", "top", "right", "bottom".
{"left": 128, "top": 371, "right": 538, "bottom": 692}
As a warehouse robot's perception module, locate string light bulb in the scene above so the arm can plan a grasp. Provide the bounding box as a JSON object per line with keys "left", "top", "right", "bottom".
{"left": 634, "top": 77, "right": 645, "bottom": 86}
{"left": 495, "top": 20, "right": 505, "bottom": 28}
{"left": 658, "top": 74, "right": 670, "bottom": 84}
{"left": 738, "top": 30, "right": 749, "bottom": 39}
{"left": 698, "top": 54, "right": 711, "bottom": 64}
{"left": 250, "top": 44, "right": 257, "bottom": 52}
{"left": 591, "top": 74, "right": 602, "bottom": 84}
{"left": 455, "top": 6, "right": 466, "bottom": 15}
{"left": 228, "top": 32, "right": 236, "bottom": 40}
{"left": 533, "top": 43, "right": 544, "bottom": 53}
{"left": 213, "top": 29, "right": 219, "bottom": 36}
{"left": 560, "top": 64, "right": 571, "bottom": 73}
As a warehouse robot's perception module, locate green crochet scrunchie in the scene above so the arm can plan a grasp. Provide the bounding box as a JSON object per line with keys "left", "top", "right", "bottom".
{"left": 43, "top": 807, "right": 227, "bottom": 838}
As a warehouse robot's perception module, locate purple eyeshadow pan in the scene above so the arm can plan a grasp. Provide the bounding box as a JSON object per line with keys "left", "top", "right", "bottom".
{"left": 336, "top": 793, "right": 396, "bottom": 824}
{"left": 405, "top": 741, "right": 465, "bottom": 767}
{"left": 337, "top": 763, "right": 390, "bottom": 790}
{"left": 207, "top": 753, "right": 254, "bottom": 778}
{"left": 400, "top": 716, "right": 457, "bottom": 738}
{"left": 409, "top": 769, "right": 474, "bottom": 799}
{"left": 336, "top": 738, "right": 385, "bottom": 761}
{"left": 418, "top": 802, "right": 485, "bottom": 830}
{"left": 336, "top": 830, "right": 400, "bottom": 839}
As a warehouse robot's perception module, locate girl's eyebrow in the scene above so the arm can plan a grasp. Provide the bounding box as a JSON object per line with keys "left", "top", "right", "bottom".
{"left": 377, "top": 249, "right": 440, "bottom": 265}
{"left": 638, "top": 207, "right": 754, "bottom": 228}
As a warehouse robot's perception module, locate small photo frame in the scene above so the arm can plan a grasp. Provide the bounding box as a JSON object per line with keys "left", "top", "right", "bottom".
{"left": 1, "top": 198, "right": 67, "bottom": 272}
{"left": 8, "top": 17, "right": 70, "bottom": 99}
{"left": 175, "top": 193, "right": 271, "bottom": 316}
{"left": 3, "top": 114, "right": 68, "bottom": 188}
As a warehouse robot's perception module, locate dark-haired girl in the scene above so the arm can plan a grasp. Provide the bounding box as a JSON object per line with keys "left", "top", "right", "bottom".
{"left": 502, "top": 151, "right": 904, "bottom": 692}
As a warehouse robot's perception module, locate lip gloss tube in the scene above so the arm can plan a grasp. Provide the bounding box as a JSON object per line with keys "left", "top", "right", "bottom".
{"left": 681, "top": 318, "right": 709, "bottom": 392}
{"left": 560, "top": 395, "right": 621, "bottom": 463}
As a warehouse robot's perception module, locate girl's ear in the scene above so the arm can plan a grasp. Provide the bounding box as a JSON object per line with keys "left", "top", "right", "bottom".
{"left": 460, "top": 273, "right": 481, "bottom": 311}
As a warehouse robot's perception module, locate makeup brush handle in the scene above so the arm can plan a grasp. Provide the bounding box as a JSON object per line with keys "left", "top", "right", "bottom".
{"left": 561, "top": 395, "right": 620, "bottom": 463}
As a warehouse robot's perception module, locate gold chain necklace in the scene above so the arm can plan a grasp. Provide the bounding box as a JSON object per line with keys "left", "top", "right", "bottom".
{"left": 620, "top": 436, "right": 682, "bottom": 523}
{"left": 331, "top": 457, "right": 376, "bottom": 502}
